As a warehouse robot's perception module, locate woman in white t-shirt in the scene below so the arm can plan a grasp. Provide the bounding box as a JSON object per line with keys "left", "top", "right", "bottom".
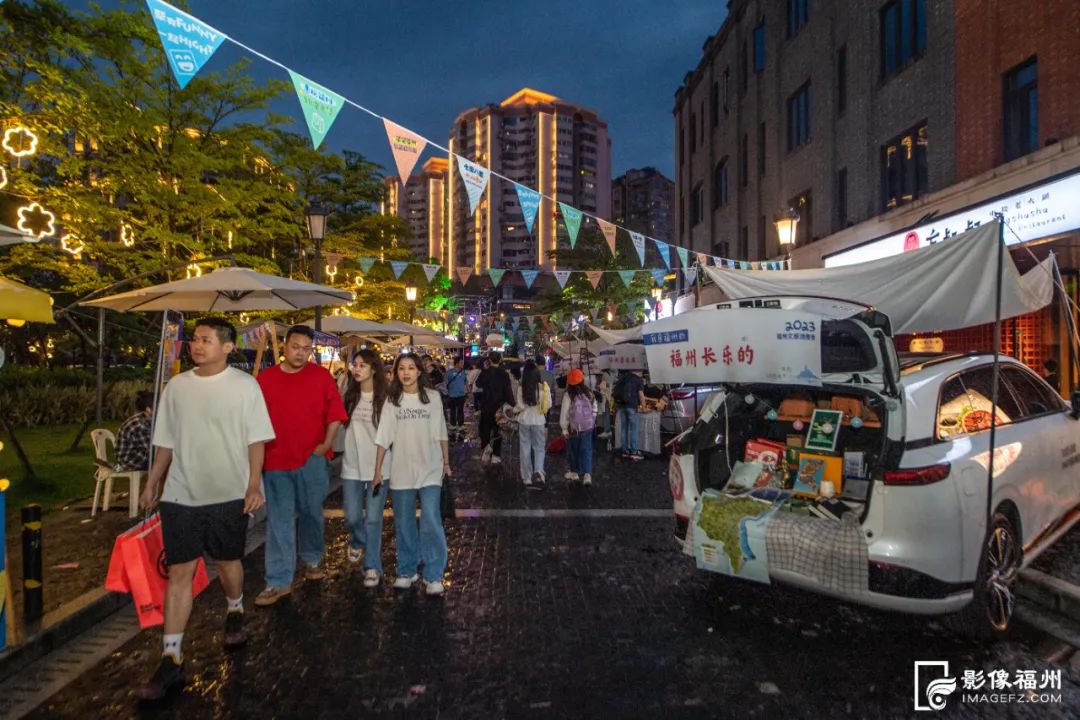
{"left": 340, "top": 348, "right": 391, "bottom": 588}
{"left": 373, "top": 352, "right": 450, "bottom": 596}
{"left": 511, "top": 360, "right": 551, "bottom": 489}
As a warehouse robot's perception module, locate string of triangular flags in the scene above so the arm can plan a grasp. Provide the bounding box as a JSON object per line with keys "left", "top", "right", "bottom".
{"left": 143, "top": 0, "right": 793, "bottom": 274}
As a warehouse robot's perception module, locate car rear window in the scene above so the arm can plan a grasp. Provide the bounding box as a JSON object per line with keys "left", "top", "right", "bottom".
{"left": 820, "top": 320, "right": 878, "bottom": 374}
{"left": 1001, "top": 366, "right": 1066, "bottom": 417}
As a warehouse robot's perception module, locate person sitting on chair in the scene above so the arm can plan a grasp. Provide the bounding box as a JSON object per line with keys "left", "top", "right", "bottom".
{"left": 116, "top": 390, "right": 155, "bottom": 472}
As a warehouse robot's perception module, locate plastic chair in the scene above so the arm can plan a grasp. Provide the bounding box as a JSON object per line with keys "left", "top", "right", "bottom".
{"left": 90, "top": 429, "right": 142, "bottom": 518}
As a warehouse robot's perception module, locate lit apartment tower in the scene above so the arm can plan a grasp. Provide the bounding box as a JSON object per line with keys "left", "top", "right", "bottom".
{"left": 381, "top": 157, "right": 449, "bottom": 262}
{"left": 446, "top": 88, "right": 611, "bottom": 277}
{"left": 612, "top": 167, "right": 676, "bottom": 243}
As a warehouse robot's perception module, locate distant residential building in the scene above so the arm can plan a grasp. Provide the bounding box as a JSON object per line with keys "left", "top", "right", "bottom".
{"left": 381, "top": 157, "right": 448, "bottom": 262}
{"left": 612, "top": 167, "right": 675, "bottom": 243}
{"left": 446, "top": 88, "right": 612, "bottom": 277}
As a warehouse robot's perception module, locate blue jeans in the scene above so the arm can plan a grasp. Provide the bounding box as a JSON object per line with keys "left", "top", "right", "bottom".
{"left": 619, "top": 407, "right": 639, "bottom": 453}
{"left": 263, "top": 454, "right": 329, "bottom": 588}
{"left": 390, "top": 485, "right": 447, "bottom": 582}
{"left": 342, "top": 479, "right": 388, "bottom": 573}
{"left": 518, "top": 423, "right": 547, "bottom": 481}
{"left": 568, "top": 431, "right": 593, "bottom": 474}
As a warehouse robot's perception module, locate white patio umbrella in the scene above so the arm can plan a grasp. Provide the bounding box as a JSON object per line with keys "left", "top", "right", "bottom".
{"left": 301, "top": 315, "right": 400, "bottom": 336}
{"left": 81, "top": 267, "right": 354, "bottom": 312}
{"left": 379, "top": 319, "right": 443, "bottom": 336}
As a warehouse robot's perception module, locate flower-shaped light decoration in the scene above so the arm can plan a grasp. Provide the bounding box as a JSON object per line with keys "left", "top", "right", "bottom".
{"left": 186, "top": 263, "right": 202, "bottom": 278}
{"left": 120, "top": 222, "right": 135, "bottom": 247}
{"left": 16, "top": 202, "right": 55, "bottom": 239}
{"left": 0, "top": 166, "right": 7, "bottom": 190}
{"left": 354, "top": 273, "right": 364, "bottom": 288}
{"left": 60, "top": 233, "right": 85, "bottom": 259}
{"left": 2, "top": 126, "right": 39, "bottom": 157}
{"left": 325, "top": 264, "right": 338, "bottom": 278}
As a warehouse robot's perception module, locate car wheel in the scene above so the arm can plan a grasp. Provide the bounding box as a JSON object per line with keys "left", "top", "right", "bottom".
{"left": 957, "top": 511, "right": 1022, "bottom": 637}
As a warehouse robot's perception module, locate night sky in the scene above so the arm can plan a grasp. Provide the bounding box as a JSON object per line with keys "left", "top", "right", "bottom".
{"left": 80, "top": 0, "right": 729, "bottom": 180}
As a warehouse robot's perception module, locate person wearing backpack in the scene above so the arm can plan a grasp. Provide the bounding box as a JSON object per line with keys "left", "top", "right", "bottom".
{"left": 613, "top": 368, "right": 646, "bottom": 461}
{"left": 560, "top": 368, "right": 596, "bottom": 485}
{"left": 512, "top": 360, "right": 551, "bottom": 489}
{"left": 474, "top": 352, "right": 515, "bottom": 465}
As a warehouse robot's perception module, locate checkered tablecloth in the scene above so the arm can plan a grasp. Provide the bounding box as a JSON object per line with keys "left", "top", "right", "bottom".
{"left": 764, "top": 512, "right": 868, "bottom": 596}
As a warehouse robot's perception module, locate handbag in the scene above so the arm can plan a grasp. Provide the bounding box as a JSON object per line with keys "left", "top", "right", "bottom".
{"left": 105, "top": 513, "right": 210, "bottom": 628}
{"left": 440, "top": 473, "right": 455, "bottom": 519}
{"left": 547, "top": 435, "right": 567, "bottom": 453}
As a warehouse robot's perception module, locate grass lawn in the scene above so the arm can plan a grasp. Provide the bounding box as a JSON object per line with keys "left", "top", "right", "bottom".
{"left": 1, "top": 422, "right": 121, "bottom": 513}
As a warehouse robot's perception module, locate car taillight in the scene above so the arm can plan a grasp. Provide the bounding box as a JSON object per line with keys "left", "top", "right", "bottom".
{"left": 668, "top": 454, "right": 684, "bottom": 500}
{"left": 883, "top": 463, "right": 951, "bottom": 486}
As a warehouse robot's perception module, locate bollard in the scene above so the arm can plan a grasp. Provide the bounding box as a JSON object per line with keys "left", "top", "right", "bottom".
{"left": 21, "top": 504, "right": 42, "bottom": 622}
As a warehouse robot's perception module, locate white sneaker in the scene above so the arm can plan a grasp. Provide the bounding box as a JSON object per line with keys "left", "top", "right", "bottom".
{"left": 393, "top": 574, "right": 419, "bottom": 590}
{"left": 425, "top": 581, "right": 445, "bottom": 596}
{"left": 582, "top": 473, "right": 592, "bottom": 486}
{"left": 347, "top": 546, "right": 363, "bottom": 564}
{"left": 363, "top": 569, "right": 381, "bottom": 588}
{"left": 481, "top": 445, "right": 493, "bottom": 464}
{"left": 523, "top": 476, "right": 533, "bottom": 487}
{"left": 491, "top": 455, "right": 502, "bottom": 465}
{"left": 564, "top": 471, "right": 580, "bottom": 481}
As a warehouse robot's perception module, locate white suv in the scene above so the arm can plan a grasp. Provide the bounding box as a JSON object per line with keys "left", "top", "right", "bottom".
{"left": 669, "top": 306, "right": 1080, "bottom": 635}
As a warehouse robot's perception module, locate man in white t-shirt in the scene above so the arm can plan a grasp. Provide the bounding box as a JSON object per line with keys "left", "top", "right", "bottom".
{"left": 137, "top": 318, "right": 275, "bottom": 700}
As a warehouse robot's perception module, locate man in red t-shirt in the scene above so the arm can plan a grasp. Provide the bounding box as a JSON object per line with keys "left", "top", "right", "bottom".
{"left": 254, "top": 325, "right": 347, "bottom": 606}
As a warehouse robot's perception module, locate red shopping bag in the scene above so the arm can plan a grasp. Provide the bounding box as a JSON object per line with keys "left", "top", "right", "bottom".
{"left": 107, "top": 514, "right": 210, "bottom": 628}
{"left": 105, "top": 515, "right": 159, "bottom": 594}
{"left": 547, "top": 435, "right": 567, "bottom": 453}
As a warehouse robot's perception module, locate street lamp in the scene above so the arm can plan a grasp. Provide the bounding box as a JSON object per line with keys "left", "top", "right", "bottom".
{"left": 774, "top": 206, "right": 800, "bottom": 254}
{"left": 405, "top": 284, "right": 418, "bottom": 347}
{"left": 305, "top": 204, "right": 329, "bottom": 330}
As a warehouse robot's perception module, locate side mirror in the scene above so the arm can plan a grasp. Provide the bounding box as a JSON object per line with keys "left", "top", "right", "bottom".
{"left": 1071, "top": 391, "right": 1080, "bottom": 420}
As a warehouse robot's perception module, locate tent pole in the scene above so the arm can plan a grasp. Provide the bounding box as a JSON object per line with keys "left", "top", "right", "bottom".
{"left": 986, "top": 216, "right": 1005, "bottom": 537}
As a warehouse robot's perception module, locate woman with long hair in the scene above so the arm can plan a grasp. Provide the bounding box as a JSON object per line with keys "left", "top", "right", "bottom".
{"left": 512, "top": 360, "right": 551, "bottom": 488}
{"left": 373, "top": 353, "right": 450, "bottom": 595}
{"left": 559, "top": 369, "right": 596, "bottom": 486}
{"left": 340, "top": 348, "right": 391, "bottom": 588}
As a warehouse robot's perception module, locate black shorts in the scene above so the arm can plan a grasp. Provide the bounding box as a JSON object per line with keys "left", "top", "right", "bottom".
{"left": 160, "top": 499, "right": 247, "bottom": 565}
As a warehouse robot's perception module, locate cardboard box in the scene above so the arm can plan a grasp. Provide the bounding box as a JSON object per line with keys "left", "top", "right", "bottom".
{"left": 744, "top": 439, "right": 786, "bottom": 469}
{"left": 793, "top": 453, "right": 844, "bottom": 498}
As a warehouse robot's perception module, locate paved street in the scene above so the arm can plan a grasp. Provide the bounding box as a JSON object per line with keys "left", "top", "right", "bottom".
{"left": 21, "top": 436, "right": 1080, "bottom": 719}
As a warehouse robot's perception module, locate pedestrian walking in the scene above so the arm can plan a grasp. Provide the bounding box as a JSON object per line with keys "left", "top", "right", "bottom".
{"left": 512, "top": 360, "right": 551, "bottom": 488}
{"left": 467, "top": 358, "right": 485, "bottom": 413}
{"left": 613, "top": 368, "right": 646, "bottom": 461}
{"left": 474, "top": 352, "right": 515, "bottom": 465}
{"left": 340, "top": 348, "right": 391, "bottom": 588}
{"left": 445, "top": 357, "right": 468, "bottom": 429}
{"left": 372, "top": 353, "right": 450, "bottom": 595}
{"left": 254, "top": 325, "right": 348, "bottom": 607}
{"left": 594, "top": 373, "right": 613, "bottom": 440}
{"left": 560, "top": 368, "right": 596, "bottom": 485}
{"left": 137, "top": 318, "right": 275, "bottom": 700}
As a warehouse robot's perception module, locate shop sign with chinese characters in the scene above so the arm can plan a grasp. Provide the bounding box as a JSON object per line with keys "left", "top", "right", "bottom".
{"left": 642, "top": 309, "right": 822, "bottom": 386}
{"left": 826, "top": 169, "right": 1080, "bottom": 267}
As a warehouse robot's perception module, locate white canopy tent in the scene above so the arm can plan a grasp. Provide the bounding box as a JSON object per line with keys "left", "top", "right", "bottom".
{"left": 587, "top": 324, "right": 642, "bottom": 345}
{"left": 703, "top": 221, "right": 1054, "bottom": 334}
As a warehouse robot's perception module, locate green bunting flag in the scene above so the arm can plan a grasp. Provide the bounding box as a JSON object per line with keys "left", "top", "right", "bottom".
{"left": 618, "top": 269, "right": 637, "bottom": 287}
{"left": 488, "top": 268, "right": 506, "bottom": 286}
{"left": 288, "top": 70, "right": 345, "bottom": 150}
{"left": 390, "top": 261, "right": 408, "bottom": 279}
{"left": 558, "top": 203, "right": 583, "bottom": 248}
{"left": 676, "top": 246, "right": 689, "bottom": 268}
{"left": 358, "top": 257, "right": 376, "bottom": 273}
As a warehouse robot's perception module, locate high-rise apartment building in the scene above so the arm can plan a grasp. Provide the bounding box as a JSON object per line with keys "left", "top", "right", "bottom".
{"left": 381, "top": 157, "right": 448, "bottom": 262}
{"left": 612, "top": 167, "right": 676, "bottom": 243}
{"left": 446, "top": 88, "right": 612, "bottom": 276}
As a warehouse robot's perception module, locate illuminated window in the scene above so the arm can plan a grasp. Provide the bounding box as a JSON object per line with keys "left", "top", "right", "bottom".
{"left": 881, "top": 121, "right": 928, "bottom": 209}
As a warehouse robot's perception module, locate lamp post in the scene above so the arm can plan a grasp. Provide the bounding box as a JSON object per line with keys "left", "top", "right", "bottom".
{"left": 305, "top": 204, "right": 329, "bottom": 331}
{"left": 405, "top": 284, "right": 418, "bottom": 347}
{"left": 774, "top": 206, "right": 800, "bottom": 257}
{"left": 650, "top": 286, "right": 663, "bottom": 321}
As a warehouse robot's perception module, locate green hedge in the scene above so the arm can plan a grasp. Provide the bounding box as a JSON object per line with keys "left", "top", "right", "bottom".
{"left": 0, "top": 368, "right": 153, "bottom": 427}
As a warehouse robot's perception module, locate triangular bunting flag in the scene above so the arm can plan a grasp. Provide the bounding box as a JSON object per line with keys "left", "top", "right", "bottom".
{"left": 521, "top": 269, "right": 540, "bottom": 289}
{"left": 739, "top": 261, "right": 750, "bottom": 270}
{"left": 488, "top": 268, "right": 506, "bottom": 286}
{"left": 652, "top": 239, "right": 671, "bottom": 269}
{"left": 676, "top": 246, "right": 689, "bottom": 268}
{"left": 553, "top": 270, "right": 572, "bottom": 288}
{"left": 618, "top": 270, "right": 637, "bottom": 287}
{"left": 515, "top": 183, "right": 542, "bottom": 235}
{"left": 629, "top": 232, "right": 646, "bottom": 266}
{"left": 422, "top": 263, "right": 440, "bottom": 283}
{"left": 726, "top": 259, "right": 736, "bottom": 269}
{"left": 456, "top": 155, "right": 490, "bottom": 214}
{"left": 558, "top": 203, "right": 584, "bottom": 248}
{"left": 585, "top": 270, "right": 603, "bottom": 289}
{"left": 287, "top": 70, "right": 345, "bottom": 150}
{"left": 695, "top": 252, "right": 709, "bottom": 267}
{"left": 390, "top": 260, "right": 408, "bottom": 279}
{"left": 383, "top": 119, "right": 427, "bottom": 186}
{"left": 358, "top": 257, "right": 376, "bottom": 273}
{"left": 598, "top": 219, "right": 618, "bottom": 257}
{"left": 684, "top": 267, "right": 698, "bottom": 285}
{"left": 650, "top": 269, "right": 667, "bottom": 287}
{"left": 456, "top": 266, "right": 473, "bottom": 285}
{"left": 146, "top": 0, "right": 227, "bottom": 90}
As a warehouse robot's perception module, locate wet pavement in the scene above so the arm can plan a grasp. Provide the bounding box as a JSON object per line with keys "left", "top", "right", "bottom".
{"left": 22, "top": 432, "right": 1080, "bottom": 718}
